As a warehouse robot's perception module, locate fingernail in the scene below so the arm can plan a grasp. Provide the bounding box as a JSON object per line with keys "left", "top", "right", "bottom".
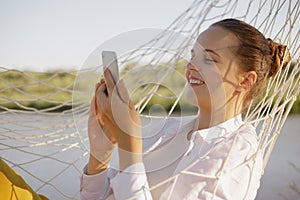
{"left": 104, "top": 68, "right": 111, "bottom": 76}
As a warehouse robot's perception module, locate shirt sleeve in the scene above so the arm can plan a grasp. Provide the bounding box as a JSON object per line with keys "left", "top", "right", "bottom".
{"left": 160, "top": 127, "right": 263, "bottom": 200}
{"left": 110, "top": 162, "right": 153, "bottom": 200}
{"left": 80, "top": 165, "right": 112, "bottom": 200}
{"left": 80, "top": 163, "right": 153, "bottom": 200}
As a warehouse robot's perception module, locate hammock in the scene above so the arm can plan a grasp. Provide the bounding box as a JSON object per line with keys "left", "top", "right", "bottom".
{"left": 0, "top": 0, "right": 299, "bottom": 199}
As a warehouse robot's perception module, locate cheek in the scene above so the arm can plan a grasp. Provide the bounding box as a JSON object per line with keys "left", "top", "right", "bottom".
{"left": 186, "top": 85, "right": 211, "bottom": 106}
{"left": 221, "top": 71, "right": 240, "bottom": 94}
{"left": 218, "top": 62, "right": 240, "bottom": 88}
{"left": 222, "top": 81, "right": 236, "bottom": 95}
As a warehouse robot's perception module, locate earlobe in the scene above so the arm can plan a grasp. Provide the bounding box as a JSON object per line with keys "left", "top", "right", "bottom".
{"left": 236, "top": 71, "right": 257, "bottom": 92}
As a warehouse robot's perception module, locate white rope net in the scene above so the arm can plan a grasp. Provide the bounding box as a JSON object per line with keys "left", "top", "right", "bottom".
{"left": 0, "top": 0, "right": 299, "bottom": 199}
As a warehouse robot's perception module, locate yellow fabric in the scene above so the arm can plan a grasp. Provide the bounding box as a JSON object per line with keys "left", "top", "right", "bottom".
{"left": 0, "top": 159, "right": 49, "bottom": 200}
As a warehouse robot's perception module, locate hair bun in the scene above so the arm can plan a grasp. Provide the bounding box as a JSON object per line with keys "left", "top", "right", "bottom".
{"left": 267, "top": 38, "right": 291, "bottom": 78}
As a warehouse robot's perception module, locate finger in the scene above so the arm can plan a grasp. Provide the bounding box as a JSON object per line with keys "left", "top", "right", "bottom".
{"left": 89, "top": 96, "right": 97, "bottom": 117}
{"left": 95, "top": 78, "right": 105, "bottom": 93}
{"left": 95, "top": 81, "right": 107, "bottom": 109}
{"left": 96, "top": 80, "right": 108, "bottom": 95}
{"left": 104, "top": 69, "right": 116, "bottom": 97}
{"left": 100, "top": 78, "right": 105, "bottom": 84}
{"left": 95, "top": 83, "right": 100, "bottom": 94}
{"left": 116, "top": 79, "right": 130, "bottom": 103}
{"left": 89, "top": 94, "right": 104, "bottom": 126}
{"left": 96, "top": 83, "right": 107, "bottom": 105}
{"left": 93, "top": 96, "right": 104, "bottom": 126}
{"left": 100, "top": 77, "right": 105, "bottom": 83}
{"left": 96, "top": 83, "right": 111, "bottom": 114}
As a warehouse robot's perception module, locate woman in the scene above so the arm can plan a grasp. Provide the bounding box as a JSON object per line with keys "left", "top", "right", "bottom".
{"left": 80, "top": 19, "right": 290, "bottom": 199}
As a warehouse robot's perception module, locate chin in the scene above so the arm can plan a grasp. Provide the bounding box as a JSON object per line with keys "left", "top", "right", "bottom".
{"left": 186, "top": 86, "right": 199, "bottom": 106}
{"left": 186, "top": 85, "right": 212, "bottom": 110}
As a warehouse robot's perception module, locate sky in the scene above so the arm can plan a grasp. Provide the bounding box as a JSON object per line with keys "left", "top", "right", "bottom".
{"left": 0, "top": 0, "right": 297, "bottom": 72}
{"left": 0, "top": 0, "right": 194, "bottom": 71}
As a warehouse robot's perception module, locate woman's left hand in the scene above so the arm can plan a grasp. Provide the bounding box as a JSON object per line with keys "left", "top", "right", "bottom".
{"left": 96, "top": 69, "right": 143, "bottom": 170}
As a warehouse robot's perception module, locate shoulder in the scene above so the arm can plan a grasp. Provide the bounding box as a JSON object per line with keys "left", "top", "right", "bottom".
{"left": 212, "top": 123, "right": 259, "bottom": 161}
{"left": 235, "top": 123, "right": 258, "bottom": 151}
{"left": 227, "top": 123, "right": 260, "bottom": 165}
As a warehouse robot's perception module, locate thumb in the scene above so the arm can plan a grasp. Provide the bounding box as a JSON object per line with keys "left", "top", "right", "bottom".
{"left": 116, "top": 79, "right": 130, "bottom": 103}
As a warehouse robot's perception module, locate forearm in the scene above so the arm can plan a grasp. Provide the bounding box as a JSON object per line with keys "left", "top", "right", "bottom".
{"left": 118, "top": 135, "right": 143, "bottom": 171}
{"left": 118, "top": 148, "right": 143, "bottom": 172}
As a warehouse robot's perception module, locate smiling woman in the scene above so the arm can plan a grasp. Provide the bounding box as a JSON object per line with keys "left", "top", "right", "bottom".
{"left": 212, "top": 19, "right": 291, "bottom": 112}
{"left": 186, "top": 20, "right": 290, "bottom": 128}
{"left": 80, "top": 18, "right": 291, "bottom": 200}
{"left": 185, "top": 25, "right": 243, "bottom": 126}
{"left": 0, "top": 0, "right": 298, "bottom": 199}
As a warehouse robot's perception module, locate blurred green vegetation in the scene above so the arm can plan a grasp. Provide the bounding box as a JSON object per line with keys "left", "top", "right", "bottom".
{"left": 0, "top": 69, "right": 76, "bottom": 112}
{"left": 291, "top": 94, "right": 300, "bottom": 114}
{"left": 0, "top": 61, "right": 299, "bottom": 114}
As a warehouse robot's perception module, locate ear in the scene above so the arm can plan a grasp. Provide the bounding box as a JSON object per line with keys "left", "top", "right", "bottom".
{"left": 236, "top": 71, "right": 257, "bottom": 92}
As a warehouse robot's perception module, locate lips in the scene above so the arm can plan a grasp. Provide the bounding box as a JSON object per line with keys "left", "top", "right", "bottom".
{"left": 188, "top": 74, "right": 205, "bottom": 86}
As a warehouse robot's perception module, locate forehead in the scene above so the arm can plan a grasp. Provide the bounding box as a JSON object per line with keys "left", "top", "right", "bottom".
{"left": 195, "top": 26, "right": 240, "bottom": 51}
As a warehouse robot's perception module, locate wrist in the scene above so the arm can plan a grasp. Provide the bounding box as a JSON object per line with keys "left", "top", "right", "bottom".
{"left": 87, "top": 154, "right": 109, "bottom": 175}
{"left": 117, "top": 131, "right": 142, "bottom": 152}
{"left": 118, "top": 143, "right": 142, "bottom": 153}
{"left": 118, "top": 146, "right": 143, "bottom": 171}
{"left": 87, "top": 149, "right": 113, "bottom": 175}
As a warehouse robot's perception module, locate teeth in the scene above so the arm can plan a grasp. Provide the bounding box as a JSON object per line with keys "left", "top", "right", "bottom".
{"left": 189, "top": 79, "right": 204, "bottom": 85}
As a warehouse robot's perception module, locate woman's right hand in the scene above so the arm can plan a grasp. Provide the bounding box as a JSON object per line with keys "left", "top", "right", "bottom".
{"left": 96, "top": 69, "right": 143, "bottom": 171}
{"left": 87, "top": 82, "right": 116, "bottom": 175}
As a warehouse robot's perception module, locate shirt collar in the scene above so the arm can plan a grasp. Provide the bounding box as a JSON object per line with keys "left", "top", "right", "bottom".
{"left": 191, "top": 114, "right": 244, "bottom": 143}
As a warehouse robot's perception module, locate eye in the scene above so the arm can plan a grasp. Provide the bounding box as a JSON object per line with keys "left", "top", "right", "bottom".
{"left": 204, "top": 57, "right": 217, "bottom": 64}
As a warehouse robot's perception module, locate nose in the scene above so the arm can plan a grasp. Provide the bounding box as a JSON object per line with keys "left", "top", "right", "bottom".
{"left": 187, "top": 62, "right": 199, "bottom": 72}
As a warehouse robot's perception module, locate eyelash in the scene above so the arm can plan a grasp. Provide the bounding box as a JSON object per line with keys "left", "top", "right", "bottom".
{"left": 204, "top": 57, "right": 217, "bottom": 64}
{"left": 190, "top": 52, "right": 218, "bottom": 64}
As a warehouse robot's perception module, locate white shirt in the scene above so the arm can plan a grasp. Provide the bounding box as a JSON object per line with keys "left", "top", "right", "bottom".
{"left": 80, "top": 115, "right": 263, "bottom": 200}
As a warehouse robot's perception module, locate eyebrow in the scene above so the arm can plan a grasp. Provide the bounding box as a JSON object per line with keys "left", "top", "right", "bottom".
{"left": 190, "top": 49, "right": 221, "bottom": 58}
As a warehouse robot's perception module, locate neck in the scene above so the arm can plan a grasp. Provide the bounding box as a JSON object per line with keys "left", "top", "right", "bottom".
{"left": 195, "top": 95, "right": 243, "bottom": 131}
{"left": 194, "top": 108, "right": 227, "bottom": 131}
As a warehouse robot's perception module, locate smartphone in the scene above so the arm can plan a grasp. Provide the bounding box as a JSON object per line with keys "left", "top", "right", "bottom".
{"left": 102, "top": 51, "right": 119, "bottom": 83}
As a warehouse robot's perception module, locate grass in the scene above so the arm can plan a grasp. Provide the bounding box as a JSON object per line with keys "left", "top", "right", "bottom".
{"left": 0, "top": 69, "right": 76, "bottom": 112}
{"left": 0, "top": 62, "right": 299, "bottom": 114}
